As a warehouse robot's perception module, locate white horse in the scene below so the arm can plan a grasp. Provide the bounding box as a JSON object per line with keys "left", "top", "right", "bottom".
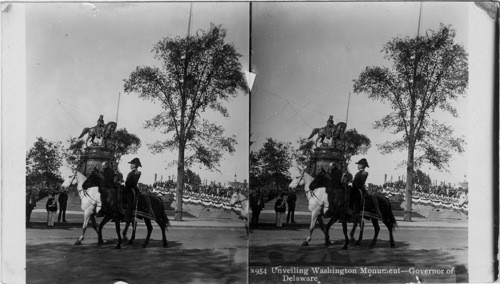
{"left": 230, "top": 190, "right": 249, "bottom": 239}
{"left": 61, "top": 171, "right": 102, "bottom": 245}
{"left": 289, "top": 171, "right": 343, "bottom": 247}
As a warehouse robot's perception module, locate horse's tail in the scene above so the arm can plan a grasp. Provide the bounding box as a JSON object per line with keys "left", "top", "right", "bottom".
{"left": 308, "top": 128, "right": 319, "bottom": 139}
{"left": 78, "top": 128, "right": 90, "bottom": 139}
{"left": 382, "top": 196, "right": 397, "bottom": 230}
{"left": 153, "top": 194, "right": 170, "bottom": 228}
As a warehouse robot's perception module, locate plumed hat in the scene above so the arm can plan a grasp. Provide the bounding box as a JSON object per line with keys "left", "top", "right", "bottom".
{"left": 355, "top": 158, "right": 369, "bottom": 168}
{"left": 129, "top": 158, "right": 142, "bottom": 167}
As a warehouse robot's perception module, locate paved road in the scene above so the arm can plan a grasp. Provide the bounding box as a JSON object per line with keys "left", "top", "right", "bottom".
{"left": 249, "top": 221, "right": 468, "bottom": 283}
{"left": 27, "top": 222, "right": 248, "bottom": 284}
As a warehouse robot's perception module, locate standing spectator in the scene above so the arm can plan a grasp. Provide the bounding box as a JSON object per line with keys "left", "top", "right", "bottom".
{"left": 286, "top": 189, "right": 297, "bottom": 223}
{"left": 274, "top": 193, "right": 286, "bottom": 228}
{"left": 46, "top": 193, "right": 57, "bottom": 227}
{"left": 250, "top": 189, "right": 265, "bottom": 228}
{"left": 26, "top": 190, "right": 37, "bottom": 227}
{"left": 58, "top": 187, "right": 68, "bottom": 223}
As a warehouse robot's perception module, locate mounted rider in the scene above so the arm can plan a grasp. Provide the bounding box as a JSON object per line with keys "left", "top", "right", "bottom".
{"left": 123, "top": 158, "right": 142, "bottom": 222}
{"left": 348, "top": 158, "right": 369, "bottom": 217}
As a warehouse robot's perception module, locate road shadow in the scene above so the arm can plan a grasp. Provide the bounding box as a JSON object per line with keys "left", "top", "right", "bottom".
{"left": 249, "top": 242, "right": 468, "bottom": 283}
{"left": 27, "top": 241, "right": 247, "bottom": 284}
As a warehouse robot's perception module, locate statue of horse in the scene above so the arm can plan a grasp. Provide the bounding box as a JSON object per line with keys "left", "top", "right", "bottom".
{"left": 78, "top": 121, "right": 117, "bottom": 147}
{"left": 230, "top": 190, "right": 249, "bottom": 239}
{"left": 308, "top": 122, "right": 347, "bottom": 147}
{"left": 84, "top": 170, "right": 170, "bottom": 249}
{"left": 288, "top": 168, "right": 397, "bottom": 249}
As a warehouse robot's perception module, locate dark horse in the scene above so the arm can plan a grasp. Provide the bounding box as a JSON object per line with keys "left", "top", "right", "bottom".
{"left": 84, "top": 171, "right": 170, "bottom": 249}
{"left": 311, "top": 170, "right": 397, "bottom": 249}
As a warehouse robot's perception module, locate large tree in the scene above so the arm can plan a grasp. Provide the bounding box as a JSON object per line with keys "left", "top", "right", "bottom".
{"left": 353, "top": 24, "right": 468, "bottom": 221}
{"left": 250, "top": 138, "right": 293, "bottom": 201}
{"left": 26, "top": 137, "right": 64, "bottom": 200}
{"left": 124, "top": 24, "right": 247, "bottom": 220}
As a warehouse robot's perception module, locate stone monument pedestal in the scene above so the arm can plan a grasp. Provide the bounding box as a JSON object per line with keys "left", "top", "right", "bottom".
{"left": 309, "top": 146, "right": 345, "bottom": 176}
{"left": 79, "top": 146, "right": 114, "bottom": 177}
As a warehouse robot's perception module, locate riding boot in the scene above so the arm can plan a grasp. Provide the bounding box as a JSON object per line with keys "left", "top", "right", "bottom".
{"left": 323, "top": 193, "right": 335, "bottom": 218}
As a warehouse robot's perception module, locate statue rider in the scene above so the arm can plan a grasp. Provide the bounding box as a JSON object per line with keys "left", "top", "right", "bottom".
{"left": 123, "top": 158, "right": 142, "bottom": 222}
{"left": 326, "top": 115, "right": 334, "bottom": 139}
{"left": 96, "top": 115, "right": 105, "bottom": 138}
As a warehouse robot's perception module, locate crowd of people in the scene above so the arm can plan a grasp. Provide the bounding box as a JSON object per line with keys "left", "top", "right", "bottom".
{"left": 151, "top": 181, "right": 247, "bottom": 198}
{"left": 374, "top": 181, "right": 468, "bottom": 201}
{"left": 26, "top": 189, "right": 69, "bottom": 227}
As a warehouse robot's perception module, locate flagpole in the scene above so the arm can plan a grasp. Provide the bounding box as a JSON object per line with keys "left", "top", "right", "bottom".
{"left": 345, "top": 92, "right": 351, "bottom": 124}
{"left": 115, "top": 92, "right": 121, "bottom": 124}
{"left": 187, "top": 2, "right": 193, "bottom": 37}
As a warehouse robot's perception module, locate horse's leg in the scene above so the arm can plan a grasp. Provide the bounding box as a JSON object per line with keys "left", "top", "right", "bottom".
{"left": 383, "top": 220, "right": 396, "bottom": 248}
{"left": 129, "top": 218, "right": 137, "bottom": 243}
{"left": 341, "top": 221, "right": 349, "bottom": 250}
{"left": 114, "top": 218, "right": 122, "bottom": 249}
{"left": 157, "top": 219, "right": 168, "bottom": 248}
{"left": 355, "top": 219, "right": 365, "bottom": 246}
{"left": 323, "top": 217, "right": 337, "bottom": 246}
{"left": 370, "top": 219, "right": 380, "bottom": 249}
{"left": 350, "top": 220, "right": 359, "bottom": 243}
{"left": 122, "top": 221, "right": 130, "bottom": 243}
{"left": 302, "top": 209, "right": 320, "bottom": 246}
{"left": 97, "top": 215, "right": 111, "bottom": 245}
{"left": 75, "top": 209, "right": 92, "bottom": 245}
{"left": 142, "top": 219, "right": 153, "bottom": 248}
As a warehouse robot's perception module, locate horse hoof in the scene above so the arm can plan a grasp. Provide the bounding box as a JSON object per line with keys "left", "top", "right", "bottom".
{"left": 325, "top": 240, "right": 332, "bottom": 246}
{"left": 163, "top": 243, "right": 168, "bottom": 248}
{"left": 127, "top": 240, "right": 134, "bottom": 245}
{"left": 114, "top": 245, "right": 121, "bottom": 249}
{"left": 301, "top": 241, "right": 309, "bottom": 246}
{"left": 74, "top": 240, "right": 81, "bottom": 245}
{"left": 141, "top": 244, "right": 148, "bottom": 248}
{"left": 390, "top": 243, "right": 396, "bottom": 248}
{"left": 342, "top": 245, "right": 348, "bottom": 250}
{"left": 123, "top": 237, "right": 129, "bottom": 242}
{"left": 354, "top": 241, "right": 361, "bottom": 246}
{"left": 350, "top": 238, "right": 356, "bottom": 243}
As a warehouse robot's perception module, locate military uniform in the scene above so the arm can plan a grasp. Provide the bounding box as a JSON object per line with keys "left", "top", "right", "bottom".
{"left": 124, "top": 158, "right": 142, "bottom": 222}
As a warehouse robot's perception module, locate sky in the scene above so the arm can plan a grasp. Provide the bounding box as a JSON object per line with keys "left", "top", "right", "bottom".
{"left": 250, "top": 2, "right": 469, "bottom": 185}
{"left": 26, "top": 3, "right": 250, "bottom": 185}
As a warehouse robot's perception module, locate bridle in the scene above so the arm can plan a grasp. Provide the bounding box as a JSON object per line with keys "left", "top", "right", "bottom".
{"left": 231, "top": 193, "right": 248, "bottom": 205}
{"left": 298, "top": 171, "right": 323, "bottom": 206}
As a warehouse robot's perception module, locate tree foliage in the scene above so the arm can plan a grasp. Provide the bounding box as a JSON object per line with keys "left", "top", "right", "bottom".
{"left": 185, "top": 168, "right": 202, "bottom": 186}
{"left": 26, "top": 137, "right": 64, "bottom": 200}
{"left": 353, "top": 24, "right": 467, "bottom": 170}
{"left": 353, "top": 24, "right": 468, "bottom": 221}
{"left": 250, "top": 138, "right": 293, "bottom": 201}
{"left": 123, "top": 24, "right": 247, "bottom": 220}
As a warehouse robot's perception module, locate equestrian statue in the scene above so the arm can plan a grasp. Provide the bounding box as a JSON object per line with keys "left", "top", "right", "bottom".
{"left": 78, "top": 115, "right": 117, "bottom": 147}
{"left": 308, "top": 115, "right": 347, "bottom": 148}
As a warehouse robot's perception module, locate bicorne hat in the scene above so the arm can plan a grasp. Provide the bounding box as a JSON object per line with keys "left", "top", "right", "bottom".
{"left": 355, "top": 158, "right": 369, "bottom": 168}
{"left": 129, "top": 158, "right": 142, "bottom": 167}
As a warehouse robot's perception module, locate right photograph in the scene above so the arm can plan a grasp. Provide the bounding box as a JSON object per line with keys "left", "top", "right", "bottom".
{"left": 249, "top": 2, "right": 470, "bottom": 283}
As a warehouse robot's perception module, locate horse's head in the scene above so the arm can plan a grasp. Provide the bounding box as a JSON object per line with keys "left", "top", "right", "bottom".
{"left": 289, "top": 173, "right": 306, "bottom": 189}
{"left": 62, "top": 174, "right": 78, "bottom": 188}
{"left": 230, "top": 191, "right": 244, "bottom": 205}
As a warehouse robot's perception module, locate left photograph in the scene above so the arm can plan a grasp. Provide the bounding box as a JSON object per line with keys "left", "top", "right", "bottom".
{"left": 26, "top": 3, "right": 249, "bottom": 283}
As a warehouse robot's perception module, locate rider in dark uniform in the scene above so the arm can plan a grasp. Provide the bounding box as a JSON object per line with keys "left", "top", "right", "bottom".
{"left": 322, "top": 162, "right": 344, "bottom": 218}
{"left": 124, "top": 158, "right": 142, "bottom": 222}
{"left": 349, "top": 158, "right": 369, "bottom": 216}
